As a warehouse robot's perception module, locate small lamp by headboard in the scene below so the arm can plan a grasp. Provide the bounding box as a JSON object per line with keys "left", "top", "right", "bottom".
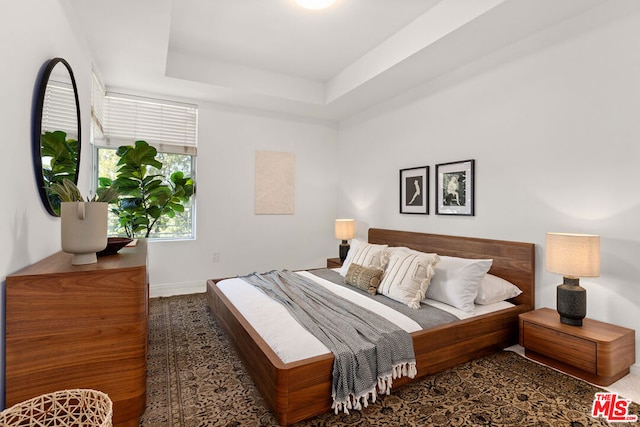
{"left": 335, "top": 219, "right": 355, "bottom": 262}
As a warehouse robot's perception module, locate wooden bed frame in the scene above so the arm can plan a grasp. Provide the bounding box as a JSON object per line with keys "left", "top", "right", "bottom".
{"left": 206, "top": 228, "right": 535, "bottom": 426}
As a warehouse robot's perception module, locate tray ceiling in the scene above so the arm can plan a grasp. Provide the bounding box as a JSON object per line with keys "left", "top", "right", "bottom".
{"left": 69, "top": 0, "right": 606, "bottom": 120}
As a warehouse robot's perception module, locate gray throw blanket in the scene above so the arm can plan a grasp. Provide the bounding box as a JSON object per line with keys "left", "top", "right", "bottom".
{"left": 240, "top": 270, "right": 416, "bottom": 413}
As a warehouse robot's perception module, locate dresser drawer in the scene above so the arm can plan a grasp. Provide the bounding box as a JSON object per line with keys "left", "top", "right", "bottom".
{"left": 522, "top": 322, "right": 597, "bottom": 374}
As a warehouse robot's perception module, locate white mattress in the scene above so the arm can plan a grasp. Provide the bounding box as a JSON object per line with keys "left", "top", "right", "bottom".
{"left": 215, "top": 270, "right": 514, "bottom": 364}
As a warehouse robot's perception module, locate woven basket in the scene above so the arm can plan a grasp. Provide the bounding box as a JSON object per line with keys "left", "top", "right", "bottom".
{"left": 0, "top": 389, "right": 113, "bottom": 427}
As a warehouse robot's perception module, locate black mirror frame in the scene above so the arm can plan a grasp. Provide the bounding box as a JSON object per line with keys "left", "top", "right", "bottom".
{"left": 33, "top": 57, "right": 82, "bottom": 216}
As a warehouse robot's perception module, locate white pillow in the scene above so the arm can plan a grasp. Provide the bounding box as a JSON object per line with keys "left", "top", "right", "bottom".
{"left": 425, "top": 256, "right": 493, "bottom": 313}
{"left": 339, "top": 239, "right": 389, "bottom": 277}
{"left": 474, "top": 274, "right": 522, "bottom": 305}
{"left": 378, "top": 248, "right": 440, "bottom": 309}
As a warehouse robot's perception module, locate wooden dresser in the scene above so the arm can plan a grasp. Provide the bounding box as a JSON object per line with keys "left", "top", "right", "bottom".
{"left": 5, "top": 240, "right": 148, "bottom": 427}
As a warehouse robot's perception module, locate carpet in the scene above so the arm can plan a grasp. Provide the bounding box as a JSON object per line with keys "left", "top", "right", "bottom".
{"left": 140, "top": 293, "right": 639, "bottom": 426}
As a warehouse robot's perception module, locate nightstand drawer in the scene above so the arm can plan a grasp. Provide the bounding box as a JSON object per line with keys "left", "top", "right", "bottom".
{"left": 522, "top": 322, "right": 597, "bottom": 374}
{"left": 327, "top": 258, "right": 343, "bottom": 269}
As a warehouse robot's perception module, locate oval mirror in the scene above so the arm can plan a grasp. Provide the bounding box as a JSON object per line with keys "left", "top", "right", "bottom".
{"left": 33, "top": 57, "right": 81, "bottom": 216}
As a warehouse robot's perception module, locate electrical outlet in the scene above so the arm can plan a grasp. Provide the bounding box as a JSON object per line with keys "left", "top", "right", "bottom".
{"left": 212, "top": 252, "right": 220, "bottom": 262}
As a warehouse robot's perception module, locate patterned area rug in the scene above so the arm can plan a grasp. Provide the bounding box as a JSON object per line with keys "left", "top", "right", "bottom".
{"left": 141, "top": 293, "right": 639, "bottom": 426}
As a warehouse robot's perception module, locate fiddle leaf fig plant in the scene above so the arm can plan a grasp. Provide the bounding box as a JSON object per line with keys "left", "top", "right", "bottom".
{"left": 41, "top": 130, "right": 79, "bottom": 186}
{"left": 100, "top": 140, "right": 196, "bottom": 238}
{"left": 41, "top": 130, "right": 80, "bottom": 213}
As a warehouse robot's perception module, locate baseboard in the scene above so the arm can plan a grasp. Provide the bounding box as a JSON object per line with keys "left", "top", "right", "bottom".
{"left": 150, "top": 280, "right": 207, "bottom": 298}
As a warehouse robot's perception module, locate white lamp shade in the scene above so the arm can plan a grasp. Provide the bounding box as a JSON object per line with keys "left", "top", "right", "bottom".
{"left": 335, "top": 219, "right": 355, "bottom": 240}
{"left": 546, "top": 232, "right": 600, "bottom": 278}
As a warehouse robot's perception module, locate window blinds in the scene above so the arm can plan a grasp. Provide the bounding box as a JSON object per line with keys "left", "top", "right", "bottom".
{"left": 91, "top": 72, "right": 105, "bottom": 139}
{"left": 92, "top": 78, "right": 198, "bottom": 155}
{"left": 42, "top": 81, "right": 78, "bottom": 139}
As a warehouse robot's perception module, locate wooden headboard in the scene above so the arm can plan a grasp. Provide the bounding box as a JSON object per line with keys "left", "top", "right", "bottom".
{"left": 368, "top": 228, "right": 535, "bottom": 310}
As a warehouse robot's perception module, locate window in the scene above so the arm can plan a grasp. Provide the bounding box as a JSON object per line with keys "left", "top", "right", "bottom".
{"left": 92, "top": 73, "right": 198, "bottom": 240}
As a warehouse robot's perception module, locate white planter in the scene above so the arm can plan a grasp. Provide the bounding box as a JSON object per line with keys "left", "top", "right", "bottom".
{"left": 61, "top": 202, "right": 108, "bottom": 265}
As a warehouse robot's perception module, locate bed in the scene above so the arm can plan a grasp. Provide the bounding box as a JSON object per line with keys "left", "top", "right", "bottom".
{"left": 206, "top": 228, "right": 535, "bottom": 426}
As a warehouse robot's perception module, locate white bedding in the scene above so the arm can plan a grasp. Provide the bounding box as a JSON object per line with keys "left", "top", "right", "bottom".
{"left": 215, "top": 270, "right": 514, "bottom": 364}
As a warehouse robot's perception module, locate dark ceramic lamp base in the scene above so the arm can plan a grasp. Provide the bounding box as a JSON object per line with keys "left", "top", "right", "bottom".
{"left": 556, "top": 277, "right": 586, "bottom": 326}
{"left": 339, "top": 241, "right": 350, "bottom": 263}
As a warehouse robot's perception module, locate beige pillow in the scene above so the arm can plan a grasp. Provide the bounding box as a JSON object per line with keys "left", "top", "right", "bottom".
{"left": 378, "top": 248, "right": 440, "bottom": 309}
{"left": 339, "top": 239, "right": 389, "bottom": 277}
{"left": 345, "top": 263, "right": 383, "bottom": 295}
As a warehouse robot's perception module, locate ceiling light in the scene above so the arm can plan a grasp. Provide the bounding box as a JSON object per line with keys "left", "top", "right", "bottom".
{"left": 295, "top": 0, "right": 336, "bottom": 10}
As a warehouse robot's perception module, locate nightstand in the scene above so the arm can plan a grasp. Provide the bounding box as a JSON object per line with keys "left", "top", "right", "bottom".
{"left": 519, "top": 308, "right": 635, "bottom": 386}
{"left": 327, "top": 258, "right": 343, "bottom": 268}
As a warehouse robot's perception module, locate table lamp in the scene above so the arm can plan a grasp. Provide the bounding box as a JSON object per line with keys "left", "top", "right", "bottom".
{"left": 545, "top": 232, "right": 600, "bottom": 326}
{"left": 335, "top": 219, "right": 355, "bottom": 262}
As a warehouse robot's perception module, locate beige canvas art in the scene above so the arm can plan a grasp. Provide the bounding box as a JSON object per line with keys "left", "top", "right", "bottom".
{"left": 255, "top": 150, "right": 295, "bottom": 215}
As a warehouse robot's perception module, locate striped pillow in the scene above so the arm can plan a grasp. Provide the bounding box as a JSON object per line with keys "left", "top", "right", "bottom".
{"left": 339, "top": 239, "right": 389, "bottom": 277}
{"left": 378, "top": 248, "right": 440, "bottom": 309}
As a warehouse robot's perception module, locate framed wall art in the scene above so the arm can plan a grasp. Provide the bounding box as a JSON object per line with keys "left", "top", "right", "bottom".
{"left": 400, "top": 166, "right": 429, "bottom": 214}
{"left": 436, "top": 159, "right": 475, "bottom": 216}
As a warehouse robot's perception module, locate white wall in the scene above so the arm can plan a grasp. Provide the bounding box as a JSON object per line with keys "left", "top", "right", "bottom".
{"left": 338, "top": 3, "right": 640, "bottom": 364}
{"left": 148, "top": 104, "right": 340, "bottom": 295}
{"left": 0, "top": 0, "right": 94, "bottom": 408}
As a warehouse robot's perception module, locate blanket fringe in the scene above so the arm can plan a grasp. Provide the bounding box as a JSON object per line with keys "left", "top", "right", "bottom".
{"left": 332, "top": 361, "right": 417, "bottom": 414}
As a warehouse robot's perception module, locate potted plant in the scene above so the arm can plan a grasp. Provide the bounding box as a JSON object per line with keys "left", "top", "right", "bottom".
{"left": 49, "top": 178, "right": 119, "bottom": 204}
{"left": 99, "top": 140, "right": 196, "bottom": 239}
{"left": 49, "top": 179, "right": 119, "bottom": 265}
